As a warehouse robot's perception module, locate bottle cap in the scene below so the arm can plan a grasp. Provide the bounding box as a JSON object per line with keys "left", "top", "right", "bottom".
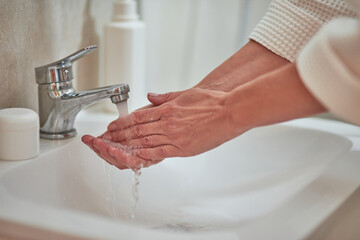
{"left": 113, "top": 0, "right": 139, "bottom": 21}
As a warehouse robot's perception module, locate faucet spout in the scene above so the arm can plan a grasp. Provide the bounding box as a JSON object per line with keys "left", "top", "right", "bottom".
{"left": 35, "top": 45, "right": 131, "bottom": 140}
{"left": 62, "top": 84, "right": 130, "bottom": 108}
{"left": 38, "top": 83, "right": 130, "bottom": 140}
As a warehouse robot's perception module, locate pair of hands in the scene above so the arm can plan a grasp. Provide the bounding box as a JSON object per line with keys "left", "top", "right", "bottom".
{"left": 82, "top": 88, "right": 239, "bottom": 170}
{"left": 82, "top": 41, "right": 290, "bottom": 170}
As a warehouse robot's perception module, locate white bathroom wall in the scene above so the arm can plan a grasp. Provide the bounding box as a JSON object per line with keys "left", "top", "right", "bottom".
{"left": 0, "top": 0, "right": 271, "bottom": 112}
{"left": 141, "top": 0, "right": 272, "bottom": 94}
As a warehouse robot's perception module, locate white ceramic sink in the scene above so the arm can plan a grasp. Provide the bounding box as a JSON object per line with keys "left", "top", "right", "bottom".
{"left": 0, "top": 110, "right": 360, "bottom": 240}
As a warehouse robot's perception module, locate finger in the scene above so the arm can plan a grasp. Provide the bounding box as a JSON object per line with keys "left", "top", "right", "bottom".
{"left": 138, "top": 158, "right": 164, "bottom": 168}
{"left": 107, "top": 147, "right": 129, "bottom": 170}
{"left": 148, "top": 158, "right": 165, "bottom": 166}
{"left": 92, "top": 138, "right": 117, "bottom": 162}
{"left": 121, "top": 135, "right": 170, "bottom": 148}
{"left": 83, "top": 135, "right": 129, "bottom": 169}
{"left": 82, "top": 135, "right": 102, "bottom": 155}
{"left": 107, "top": 147, "right": 149, "bottom": 171}
{"left": 136, "top": 145, "right": 181, "bottom": 160}
{"left": 105, "top": 121, "right": 164, "bottom": 142}
{"left": 82, "top": 135, "right": 115, "bottom": 166}
{"left": 134, "top": 103, "right": 155, "bottom": 112}
{"left": 147, "top": 91, "right": 184, "bottom": 106}
{"left": 107, "top": 107, "right": 161, "bottom": 132}
{"left": 82, "top": 133, "right": 165, "bottom": 169}
{"left": 82, "top": 134, "right": 94, "bottom": 144}
{"left": 93, "top": 138, "right": 128, "bottom": 169}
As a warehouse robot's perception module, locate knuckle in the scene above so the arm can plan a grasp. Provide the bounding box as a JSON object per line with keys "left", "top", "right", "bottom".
{"left": 135, "top": 125, "right": 143, "bottom": 137}
{"left": 165, "top": 92, "right": 173, "bottom": 101}
{"left": 162, "top": 104, "right": 174, "bottom": 115}
{"left": 113, "top": 120, "right": 122, "bottom": 129}
{"left": 143, "top": 136, "right": 152, "bottom": 147}
{"left": 112, "top": 132, "right": 120, "bottom": 142}
{"left": 142, "top": 160, "right": 151, "bottom": 168}
{"left": 138, "top": 149, "right": 149, "bottom": 159}
{"left": 112, "top": 118, "right": 126, "bottom": 130}
{"left": 158, "top": 146, "right": 168, "bottom": 158}
{"left": 115, "top": 131, "right": 126, "bottom": 142}
{"left": 132, "top": 112, "right": 143, "bottom": 124}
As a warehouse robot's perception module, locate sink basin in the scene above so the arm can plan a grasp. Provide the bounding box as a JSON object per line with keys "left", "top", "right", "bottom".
{"left": 0, "top": 110, "right": 359, "bottom": 239}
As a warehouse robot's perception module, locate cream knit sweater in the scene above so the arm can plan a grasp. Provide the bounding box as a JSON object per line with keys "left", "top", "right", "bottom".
{"left": 250, "top": 0, "right": 360, "bottom": 125}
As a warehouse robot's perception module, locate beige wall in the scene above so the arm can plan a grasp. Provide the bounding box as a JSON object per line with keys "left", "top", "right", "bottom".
{"left": 0, "top": 0, "right": 116, "bottom": 112}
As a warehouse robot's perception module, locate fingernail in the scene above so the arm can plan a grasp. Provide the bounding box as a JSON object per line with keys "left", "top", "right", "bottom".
{"left": 81, "top": 135, "right": 91, "bottom": 143}
{"left": 148, "top": 93, "right": 160, "bottom": 97}
{"left": 108, "top": 123, "right": 117, "bottom": 131}
{"left": 103, "top": 134, "right": 112, "bottom": 141}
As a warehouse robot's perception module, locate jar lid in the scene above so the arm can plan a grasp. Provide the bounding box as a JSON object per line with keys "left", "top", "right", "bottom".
{"left": 0, "top": 108, "right": 39, "bottom": 131}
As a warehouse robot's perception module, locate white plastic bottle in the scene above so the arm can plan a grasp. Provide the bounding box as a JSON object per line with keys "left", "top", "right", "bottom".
{"left": 103, "top": 0, "right": 146, "bottom": 113}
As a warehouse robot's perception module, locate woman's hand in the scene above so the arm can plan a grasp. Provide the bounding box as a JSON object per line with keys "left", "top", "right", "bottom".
{"left": 82, "top": 88, "right": 244, "bottom": 170}
{"left": 82, "top": 63, "right": 325, "bottom": 170}
{"left": 104, "top": 88, "right": 241, "bottom": 159}
{"left": 82, "top": 134, "right": 164, "bottom": 170}
{"left": 81, "top": 40, "right": 289, "bottom": 170}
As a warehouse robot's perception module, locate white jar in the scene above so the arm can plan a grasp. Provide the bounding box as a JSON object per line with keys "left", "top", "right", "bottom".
{"left": 0, "top": 108, "right": 39, "bottom": 161}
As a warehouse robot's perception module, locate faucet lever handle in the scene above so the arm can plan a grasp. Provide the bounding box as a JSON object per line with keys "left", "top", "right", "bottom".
{"left": 59, "top": 45, "right": 97, "bottom": 64}
{"left": 35, "top": 45, "right": 97, "bottom": 84}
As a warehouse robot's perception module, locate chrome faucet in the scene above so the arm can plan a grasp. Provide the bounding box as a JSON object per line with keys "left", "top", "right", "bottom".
{"left": 35, "top": 45, "right": 130, "bottom": 140}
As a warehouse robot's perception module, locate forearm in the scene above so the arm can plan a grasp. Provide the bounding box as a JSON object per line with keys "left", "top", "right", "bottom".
{"left": 148, "top": 41, "right": 288, "bottom": 106}
{"left": 193, "top": 40, "right": 289, "bottom": 91}
{"left": 225, "top": 63, "right": 326, "bottom": 133}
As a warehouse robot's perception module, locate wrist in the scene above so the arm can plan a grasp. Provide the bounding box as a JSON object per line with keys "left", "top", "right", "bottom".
{"left": 224, "top": 64, "right": 326, "bottom": 135}
{"left": 194, "top": 40, "right": 288, "bottom": 92}
{"left": 223, "top": 84, "right": 259, "bottom": 136}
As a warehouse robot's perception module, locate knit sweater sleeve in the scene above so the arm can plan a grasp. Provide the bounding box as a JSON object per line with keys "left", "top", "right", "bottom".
{"left": 297, "top": 0, "right": 360, "bottom": 125}
{"left": 249, "top": 0, "right": 356, "bottom": 62}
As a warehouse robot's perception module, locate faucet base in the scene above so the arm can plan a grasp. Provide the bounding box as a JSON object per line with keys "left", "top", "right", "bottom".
{"left": 40, "top": 129, "right": 77, "bottom": 140}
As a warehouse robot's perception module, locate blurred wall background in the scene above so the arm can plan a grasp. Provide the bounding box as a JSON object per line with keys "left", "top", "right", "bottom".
{"left": 0, "top": 0, "right": 271, "bottom": 112}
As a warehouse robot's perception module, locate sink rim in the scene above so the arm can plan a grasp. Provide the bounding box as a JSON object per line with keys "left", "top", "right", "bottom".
{"left": 0, "top": 110, "right": 359, "bottom": 240}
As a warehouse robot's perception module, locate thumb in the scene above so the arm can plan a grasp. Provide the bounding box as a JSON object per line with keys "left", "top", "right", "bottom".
{"left": 147, "top": 91, "right": 184, "bottom": 106}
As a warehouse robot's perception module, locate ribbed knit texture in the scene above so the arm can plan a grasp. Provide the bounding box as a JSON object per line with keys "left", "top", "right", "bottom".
{"left": 249, "top": 0, "right": 356, "bottom": 62}
{"left": 297, "top": 18, "right": 360, "bottom": 125}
